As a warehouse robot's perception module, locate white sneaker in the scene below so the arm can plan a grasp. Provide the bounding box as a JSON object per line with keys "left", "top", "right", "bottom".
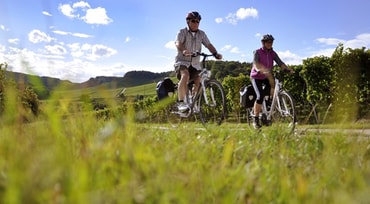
{"left": 177, "top": 102, "right": 189, "bottom": 112}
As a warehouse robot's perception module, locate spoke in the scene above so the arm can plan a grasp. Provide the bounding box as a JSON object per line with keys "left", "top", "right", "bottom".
{"left": 199, "top": 80, "right": 226, "bottom": 126}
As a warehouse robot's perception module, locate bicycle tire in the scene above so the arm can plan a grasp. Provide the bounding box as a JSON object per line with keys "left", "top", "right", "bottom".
{"left": 271, "top": 90, "right": 296, "bottom": 132}
{"left": 198, "top": 79, "right": 226, "bottom": 126}
{"left": 245, "top": 107, "right": 253, "bottom": 126}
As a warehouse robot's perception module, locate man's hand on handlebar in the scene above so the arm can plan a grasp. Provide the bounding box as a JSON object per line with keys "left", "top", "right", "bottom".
{"left": 183, "top": 50, "right": 222, "bottom": 60}
{"left": 214, "top": 53, "right": 222, "bottom": 60}
{"left": 182, "top": 50, "right": 192, "bottom": 56}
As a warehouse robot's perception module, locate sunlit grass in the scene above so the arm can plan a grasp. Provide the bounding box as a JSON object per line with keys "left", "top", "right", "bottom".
{"left": 1, "top": 86, "right": 370, "bottom": 203}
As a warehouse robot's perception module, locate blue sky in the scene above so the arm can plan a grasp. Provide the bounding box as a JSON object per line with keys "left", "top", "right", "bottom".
{"left": 0, "top": 0, "right": 369, "bottom": 83}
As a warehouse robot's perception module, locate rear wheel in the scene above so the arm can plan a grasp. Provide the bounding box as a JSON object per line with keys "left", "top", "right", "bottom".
{"left": 271, "top": 90, "right": 296, "bottom": 132}
{"left": 198, "top": 79, "right": 226, "bottom": 126}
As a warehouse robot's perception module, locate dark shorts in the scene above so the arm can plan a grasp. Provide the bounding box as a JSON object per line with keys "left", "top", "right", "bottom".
{"left": 175, "top": 65, "right": 200, "bottom": 80}
{"left": 251, "top": 78, "right": 270, "bottom": 104}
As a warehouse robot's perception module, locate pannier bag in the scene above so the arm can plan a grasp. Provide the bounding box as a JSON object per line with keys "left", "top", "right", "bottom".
{"left": 156, "top": 77, "right": 175, "bottom": 100}
{"left": 239, "top": 85, "right": 256, "bottom": 108}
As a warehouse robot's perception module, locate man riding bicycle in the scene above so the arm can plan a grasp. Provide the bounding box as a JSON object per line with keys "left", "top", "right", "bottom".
{"left": 250, "top": 34, "right": 293, "bottom": 129}
{"left": 174, "top": 11, "right": 222, "bottom": 112}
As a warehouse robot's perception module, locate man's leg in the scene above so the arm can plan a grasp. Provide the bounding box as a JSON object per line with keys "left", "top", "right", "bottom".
{"left": 177, "top": 66, "right": 189, "bottom": 102}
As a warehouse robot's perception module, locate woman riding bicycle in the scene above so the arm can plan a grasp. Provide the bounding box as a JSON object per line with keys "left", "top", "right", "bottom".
{"left": 174, "top": 11, "right": 222, "bottom": 112}
{"left": 250, "top": 34, "right": 293, "bottom": 129}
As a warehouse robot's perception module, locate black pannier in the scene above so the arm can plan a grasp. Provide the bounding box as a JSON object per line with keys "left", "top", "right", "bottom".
{"left": 239, "top": 85, "right": 256, "bottom": 108}
{"left": 156, "top": 77, "right": 175, "bottom": 100}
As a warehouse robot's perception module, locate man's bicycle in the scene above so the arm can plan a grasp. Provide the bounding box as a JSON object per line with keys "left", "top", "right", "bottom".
{"left": 167, "top": 52, "right": 227, "bottom": 126}
{"left": 244, "top": 70, "right": 296, "bottom": 132}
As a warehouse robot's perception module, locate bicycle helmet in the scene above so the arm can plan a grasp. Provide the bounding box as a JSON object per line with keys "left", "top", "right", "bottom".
{"left": 186, "top": 11, "right": 201, "bottom": 20}
{"left": 261, "top": 34, "right": 275, "bottom": 42}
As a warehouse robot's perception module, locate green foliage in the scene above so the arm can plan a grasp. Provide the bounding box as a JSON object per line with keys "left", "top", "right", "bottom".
{"left": 301, "top": 55, "right": 333, "bottom": 104}
{"left": 0, "top": 62, "right": 41, "bottom": 118}
{"left": 330, "top": 44, "right": 370, "bottom": 121}
{"left": 222, "top": 74, "right": 251, "bottom": 121}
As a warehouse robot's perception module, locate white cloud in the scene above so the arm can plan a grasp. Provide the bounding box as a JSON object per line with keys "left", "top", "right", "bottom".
{"left": 220, "top": 7, "right": 258, "bottom": 25}
{"left": 52, "top": 30, "right": 93, "bottom": 38}
{"left": 42, "top": 11, "right": 52, "bottom": 16}
{"left": 72, "top": 1, "right": 90, "bottom": 9}
{"left": 215, "top": 18, "right": 223, "bottom": 23}
{"left": 221, "top": 45, "right": 232, "bottom": 51}
{"left": 59, "top": 4, "right": 75, "bottom": 18}
{"left": 53, "top": 30, "right": 69, "bottom": 35}
{"left": 1, "top": 24, "right": 9, "bottom": 31}
{"left": 236, "top": 8, "right": 258, "bottom": 20}
{"left": 59, "top": 2, "right": 112, "bottom": 25}
{"left": 345, "top": 33, "right": 370, "bottom": 48}
{"left": 125, "top": 37, "right": 131, "bottom": 43}
{"left": 1, "top": 44, "right": 121, "bottom": 82}
{"left": 316, "top": 38, "right": 344, "bottom": 46}
{"left": 8, "top": 38, "right": 19, "bottom": 45}
{"left": 312, "top": 33, "right": 370, "bottom": 58}
{"left": 28, "top": 29, "right": 55, "bottom": 43}
{"left": 83, "top": 7, "right": 112, "bottom": 25}
{"left": 72, "top": 33, "right": 93, "bottom": 38}
{"left": 67, "top": 43, "right": 117, "bottom": 61}
{"left": 165, "top": 41, "right": 176, "bottom": 49}
{"left": 45, "top": 44, "right": 67, "bottom": 55}
{"left": 92, "top": 44, "right": 117, "bottom": 57}
{"left": 277, "top": 50, "right": 302, "bottom": 65}
{"left": 221, "top": 45, "right": 240, "bottom": 53}
{"left": 310, "top": 48, "right": 336, "bottom": 58}
{"left": 230, "top": 47, "right": 240, "bottom": 54}
{"left": 0, "top": 44, "right": 5, "bottom": 52}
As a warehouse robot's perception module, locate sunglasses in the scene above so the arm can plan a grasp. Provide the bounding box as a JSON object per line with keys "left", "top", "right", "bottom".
{"left": 190, "top": 19, "right": 200, "bottom": 24}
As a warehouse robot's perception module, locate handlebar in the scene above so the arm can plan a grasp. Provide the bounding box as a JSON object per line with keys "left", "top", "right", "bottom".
{"left": 190, "top": 51, "right": 214, "bottom": 58}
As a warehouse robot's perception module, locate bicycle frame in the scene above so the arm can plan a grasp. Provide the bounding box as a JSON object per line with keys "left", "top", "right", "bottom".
{"left": 183, "top": 54, "right": 214, "bottom": 115}
{"left": 265, "top": 77, "right": 281, "bottom": 120}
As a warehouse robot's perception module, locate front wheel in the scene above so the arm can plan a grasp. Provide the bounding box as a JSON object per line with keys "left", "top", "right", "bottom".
{"left": 198, "top": 79, "right": 226, "bottom": 126}
{"left": 271, "top": 90, "right": 296, "bottom": 132}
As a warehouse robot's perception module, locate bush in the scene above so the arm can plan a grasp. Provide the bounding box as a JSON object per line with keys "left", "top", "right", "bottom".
{"left": 0, "top": 62, "right": 40, "bottom": 118}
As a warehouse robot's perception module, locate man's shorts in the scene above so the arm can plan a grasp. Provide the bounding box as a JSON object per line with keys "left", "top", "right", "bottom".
{"left": 175, "top": 65, "right": 200, "bottom": 80}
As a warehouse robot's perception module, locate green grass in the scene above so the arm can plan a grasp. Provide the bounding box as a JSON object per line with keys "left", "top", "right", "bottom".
{"left": 1, "top": 100, "right": 370, "bottom": 204}
{"left": 1, "top": 81, "right": 370, "bottom": 203}
{"left": 48, "top": 81, "right": 159, "bottom": 102}
{"left": 48, "top": 76, "right": 179, "bottom": 102}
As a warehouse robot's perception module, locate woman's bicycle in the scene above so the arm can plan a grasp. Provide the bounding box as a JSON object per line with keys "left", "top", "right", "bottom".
{"left": 244, "top": 70, "right": 296, "bottom": 132}
{"left": 167, "top": 52, "right": 227, "bottom": 127}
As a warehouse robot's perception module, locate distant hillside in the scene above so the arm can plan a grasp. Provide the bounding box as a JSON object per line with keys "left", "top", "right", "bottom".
{"left": 5, "top": 71, "right": 75, "bottom": 89}
{"left": 5, "top": 70, "right": 173, "bottom": 91}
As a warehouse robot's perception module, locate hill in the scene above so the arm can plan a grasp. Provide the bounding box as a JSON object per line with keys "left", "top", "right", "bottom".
{"left": 5, "top": 70, "right": 173, "bottom": 91}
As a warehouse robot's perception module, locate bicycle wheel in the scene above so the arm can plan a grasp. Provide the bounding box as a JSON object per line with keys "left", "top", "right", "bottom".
{"left": 245, "top": 107, "right": 254, "bottom": 126}
{"left": 198, "top": 79, "right": 226, "bottom": 126}
{"left": 271, "top": 90, "right": 296, "bottom": 132}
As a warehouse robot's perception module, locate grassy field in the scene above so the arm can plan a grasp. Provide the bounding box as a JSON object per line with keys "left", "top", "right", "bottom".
{"left": 1, "top": 96, "right": 370, "bottom": 204}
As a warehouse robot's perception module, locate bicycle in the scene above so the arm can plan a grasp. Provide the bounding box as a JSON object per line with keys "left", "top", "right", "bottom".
{"left": 244, "top": 70, "right": 296, "bottom": 132}
{"left": 166, "top": 52, "right": 227, "bottom": 127}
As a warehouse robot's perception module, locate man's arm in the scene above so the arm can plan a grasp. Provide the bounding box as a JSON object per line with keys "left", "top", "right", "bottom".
{"left": 206, "top": 43, "right": 222, "bottom": 59}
